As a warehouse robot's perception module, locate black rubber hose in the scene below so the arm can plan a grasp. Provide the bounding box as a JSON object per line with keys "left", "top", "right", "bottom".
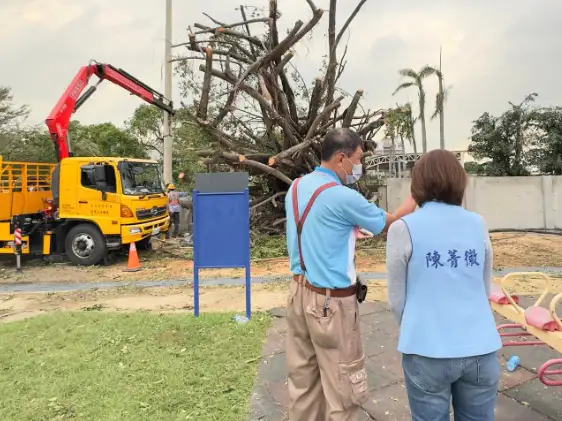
{"left": 490, "top": 229, "right": 562, "bottom": 236}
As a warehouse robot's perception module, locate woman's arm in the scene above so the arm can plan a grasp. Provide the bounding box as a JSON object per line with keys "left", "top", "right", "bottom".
{"left": 385, "top": 219, "right": 413, "bottom": 325}
{"left": 481, "top": 216, "right": 493, "bottom": 297}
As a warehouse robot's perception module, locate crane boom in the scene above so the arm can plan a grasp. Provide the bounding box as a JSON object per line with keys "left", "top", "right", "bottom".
{"left": 45, "top": 62, "right": 174, "bottom": 161}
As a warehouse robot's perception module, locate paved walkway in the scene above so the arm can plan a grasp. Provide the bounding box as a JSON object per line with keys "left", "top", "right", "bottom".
{"left": 248, "top": 301, "right": 562, "bottom": 421}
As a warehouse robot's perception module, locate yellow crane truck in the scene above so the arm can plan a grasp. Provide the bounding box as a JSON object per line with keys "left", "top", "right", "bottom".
{"left": 0, "top": 62, "right": 173, "bottom": 265}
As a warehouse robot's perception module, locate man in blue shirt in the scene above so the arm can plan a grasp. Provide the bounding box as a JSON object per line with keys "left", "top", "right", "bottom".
{"left": 285, "top": 128, "right": 416, "bottom": 421}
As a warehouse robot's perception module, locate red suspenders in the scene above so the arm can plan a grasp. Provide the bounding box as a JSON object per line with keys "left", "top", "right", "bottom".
{"left": 291, "top": 177, "right": 338, "bottom": 272}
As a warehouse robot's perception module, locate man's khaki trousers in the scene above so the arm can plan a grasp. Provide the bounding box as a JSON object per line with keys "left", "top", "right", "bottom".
{"left": 286, "top": 278, "right": 369, "bottom": 421}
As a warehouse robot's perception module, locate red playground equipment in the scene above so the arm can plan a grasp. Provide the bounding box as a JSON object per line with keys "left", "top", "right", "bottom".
{"left": 489, "top": 272, "right": 562, "bottom": 387}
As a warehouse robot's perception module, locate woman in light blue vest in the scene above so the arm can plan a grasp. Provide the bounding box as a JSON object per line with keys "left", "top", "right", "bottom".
{"left": 386, "top": 149, "right": 502, "bottom": 421}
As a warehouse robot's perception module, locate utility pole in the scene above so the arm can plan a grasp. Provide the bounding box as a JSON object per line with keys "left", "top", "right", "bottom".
{"left": 163, "top": 0, "right": 173, "bottom": 184}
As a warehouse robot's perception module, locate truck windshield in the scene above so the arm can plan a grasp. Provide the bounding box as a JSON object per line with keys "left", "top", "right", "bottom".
{"left": 118, "top": 162, "right": 165, "bottom": 196}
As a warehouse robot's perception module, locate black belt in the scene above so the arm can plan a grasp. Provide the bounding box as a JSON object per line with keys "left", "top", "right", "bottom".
{"left": 292, "top": 274, "right": 357, "bottom": 297}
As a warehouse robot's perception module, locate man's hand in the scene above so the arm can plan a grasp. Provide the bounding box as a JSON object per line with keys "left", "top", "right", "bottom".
{"left": 398, "top": 195, "right": 417, "bottom": 216}
{"left": 383, "top": 194, "right": 418, "bottom": 232}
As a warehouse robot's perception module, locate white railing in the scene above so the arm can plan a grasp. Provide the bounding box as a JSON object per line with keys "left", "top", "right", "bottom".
{"left": 365, "top": 150, "right": 467, "bottom": 177}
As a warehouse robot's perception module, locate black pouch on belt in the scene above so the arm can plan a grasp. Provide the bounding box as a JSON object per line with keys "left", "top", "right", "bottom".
{"left": 356, "top": 276, "right": 368, "bottom": 303}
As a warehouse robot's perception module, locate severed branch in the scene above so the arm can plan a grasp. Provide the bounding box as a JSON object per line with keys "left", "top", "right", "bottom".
{"left": 239, "top": 5, "right": 260, "bottom": 59}
{"left": 194, "top": 17, "right": 269, "bottom": 35}
{"left": 269, "top": 0, "right": 281, "bottom": 48}
{"left": 304, "top": 77, "right": 323, "bottom": 133}
{"left": 197, "top": 47, "right": 214, "bottom": 120}
{"left": 193, "top": 23, "right": 264, "bottom": 48}
{"left": 268, "top": 136, "right": 319, "bottom": 166}
{"left": 305, "top": 0, "right": 318, "bottom": 12}
{"left": 212, "top": 91, "right": 237, "bottom": 127}
{"left": 323, "top": 0, "right": 338, "bottom": 113}
{"left": 334, "top": 0, "right": 368, "bottom": 52}
{"left": 250, "top": 192, "right": 286, "bottom": 210}
{"left": 228, "top": 7, "right": 324, "bottom": 96}
{"left": 305, "top": 95, "right": 345, "bottom": 140}
{"left": 274, "top": 52, "right": 294, "bottom": 73}
{"left": 269, "top": 96, "right": 344, "bottom": 166}
{"left": 268, "top": 0, "right": 298, "bottom": 123}
{"left": 199, "top": 65, "right": 300, "bottom": 147}
{"left": 342, "top": 89, "right": 363, "bottom": 127}
{"left": 358, "top": 116, "right": 386, "bottom": 137}
{"left": 201, "top": 12, "right": 227, "bottom": 26}
{"left": 182, "top": 33, "right": 254, "bottom": 65}
{"left": 201, "top": 150, "right": 293, "bottom": 185}
{"left": 322, "top": 0, "right": 368, "bottom": 106}
{"left": 335, "top": 43, "right": 349, "bottom": 83}
{"left": 170, "top": 56, "right": 245, "bottom": 69}
{"left": 227, "top": 19, "right": 303, "bottom": 96}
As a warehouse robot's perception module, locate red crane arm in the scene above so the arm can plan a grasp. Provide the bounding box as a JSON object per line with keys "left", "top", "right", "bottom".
{"left": 45, "top": 62, "right": 174, "bottom": 161}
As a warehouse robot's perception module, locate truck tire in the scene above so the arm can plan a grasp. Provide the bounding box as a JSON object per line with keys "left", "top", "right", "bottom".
{"left": 65, "top": 224, "right": 107, "bottom": 266}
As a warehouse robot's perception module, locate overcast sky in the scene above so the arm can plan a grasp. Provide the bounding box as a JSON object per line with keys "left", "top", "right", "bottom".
{"left": 1, "top": 0, "right": 561, "bottom": 152}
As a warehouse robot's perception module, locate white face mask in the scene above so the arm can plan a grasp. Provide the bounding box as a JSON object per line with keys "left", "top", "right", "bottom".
{"left": 343, "top": 157, "right": 363, "bottom": 184}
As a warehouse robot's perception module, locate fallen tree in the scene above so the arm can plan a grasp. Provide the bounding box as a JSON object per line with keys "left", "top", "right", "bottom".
{"left": 174, "top": 0, "right": 387, "bottom": 233}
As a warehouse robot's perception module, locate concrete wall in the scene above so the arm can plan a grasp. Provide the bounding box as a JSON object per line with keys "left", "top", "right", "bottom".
{"left": 179, "top": 208, "right": 192, "bottom": 233}
{"left": 382, "top": 176, "right": 562, "bottom": 231}
{"left": 178, "top": 196, "right": 192, "bottom": 234}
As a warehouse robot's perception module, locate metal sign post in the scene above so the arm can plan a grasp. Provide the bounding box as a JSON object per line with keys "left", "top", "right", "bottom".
{"left": 192, "top": 172, "right": 251, "bottom": 318}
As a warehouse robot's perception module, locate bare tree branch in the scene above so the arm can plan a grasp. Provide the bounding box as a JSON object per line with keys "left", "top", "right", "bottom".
{"left": 197, "top": 47, "right": 214, "bottom": 120}
{"left": 342, "top": 89, "right": 363, "bottom": 127}
{"left": 194, "top": 17, "right": 269, "bottom": 35}
{"left": 228, "top": 7, "right": 324, "bottom": 96}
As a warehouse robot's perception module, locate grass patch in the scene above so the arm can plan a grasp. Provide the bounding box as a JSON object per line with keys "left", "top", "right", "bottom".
{"left": 0, "top": 311, "right": 271, "bottom": 421}
{"left": 182, "top": 235, "right": 288, "bottom": 260}
{"left": 250, "top": 235, "right": 287, "bottom": 260}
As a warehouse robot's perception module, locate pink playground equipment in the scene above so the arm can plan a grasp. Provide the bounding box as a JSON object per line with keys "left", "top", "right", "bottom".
{"left": 489, "top": 272, "right": 562, "bottom": 387}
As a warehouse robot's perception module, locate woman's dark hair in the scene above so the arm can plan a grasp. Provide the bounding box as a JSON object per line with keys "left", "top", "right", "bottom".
{"left": 411, "top": 149, "right": 467, "bottom": 206}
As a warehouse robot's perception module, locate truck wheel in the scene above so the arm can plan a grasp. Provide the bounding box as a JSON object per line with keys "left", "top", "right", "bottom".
{"left": 65, "top": 224, "right": 106, "bottom": 266}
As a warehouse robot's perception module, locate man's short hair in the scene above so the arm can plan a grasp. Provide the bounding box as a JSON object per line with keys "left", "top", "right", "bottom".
{"left": 411, "top": 149, "right": 467, "bottom": 206}
{"left": 321, "top": 128, "right": 363, "bottom": 161}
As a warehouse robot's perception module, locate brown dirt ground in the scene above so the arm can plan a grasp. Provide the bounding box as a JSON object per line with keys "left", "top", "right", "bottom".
{"left": 490, "top": 232, "right": 562, "bottom": 268}
{"left": 1, "top": 233, "right": 562, "bottom": 324}
{"left": 0, "top": 280, "right": 389, "bottom": 324}
{"left": 2, "top": 233, "right": 561, "bottom": 285}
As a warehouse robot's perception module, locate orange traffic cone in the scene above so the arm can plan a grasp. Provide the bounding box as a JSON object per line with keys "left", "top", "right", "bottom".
{"left": 123, "top": 242, "right": 141, "bottom": 272}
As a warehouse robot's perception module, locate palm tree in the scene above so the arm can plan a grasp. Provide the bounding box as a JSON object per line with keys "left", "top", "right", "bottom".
{"left": 393, "top": 66, "right": 435, "bottom": 153}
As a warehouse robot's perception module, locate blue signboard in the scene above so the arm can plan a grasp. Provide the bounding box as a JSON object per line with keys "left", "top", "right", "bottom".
{"left": 192, "top": 173, "right": 251, "bottom": 318}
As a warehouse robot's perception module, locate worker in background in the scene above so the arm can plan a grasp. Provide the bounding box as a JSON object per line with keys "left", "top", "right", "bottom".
{"left": 166, "top": 183, "right": 189, "bottom": 239}
{"left": 285, "top": 128, "right": 417, "bottom": 421}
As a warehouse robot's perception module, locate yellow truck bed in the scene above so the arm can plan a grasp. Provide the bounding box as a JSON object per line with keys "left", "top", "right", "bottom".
{"left": 0, "top": 157, "right": 55, "bottom": 221}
